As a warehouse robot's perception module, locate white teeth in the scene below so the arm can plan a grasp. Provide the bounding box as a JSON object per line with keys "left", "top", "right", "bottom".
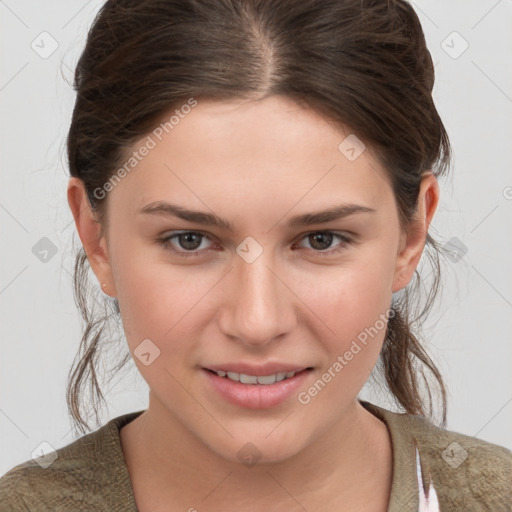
{"left": 256, "top": 374, "right": 277, "bottom": 385}
{"left": 215, "top": 370, "right": 299, "bottom": 384}
{"left": 239, "top": 374, "right": 258, "bottom": 384}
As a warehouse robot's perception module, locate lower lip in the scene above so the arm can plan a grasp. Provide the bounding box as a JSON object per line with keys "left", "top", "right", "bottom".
{"left": 202, "top": 368, "right": 312, "bottom": 409}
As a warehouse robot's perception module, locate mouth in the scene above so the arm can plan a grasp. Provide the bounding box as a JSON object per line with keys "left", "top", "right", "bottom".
{"left": 204, "top": 368, "right": 313, "bottom": 385}
{"left": 201, "top": 366, "right": 314, "bottom": 409}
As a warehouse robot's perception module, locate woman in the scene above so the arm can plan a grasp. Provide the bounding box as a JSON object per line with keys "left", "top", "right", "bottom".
{"left": 1, "top": 0, "right": 510, "bottom": 510}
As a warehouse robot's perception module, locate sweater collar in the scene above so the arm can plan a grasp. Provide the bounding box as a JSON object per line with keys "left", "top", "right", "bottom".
{"left": 359, "top": 399, "right": 422, "bottom": 511}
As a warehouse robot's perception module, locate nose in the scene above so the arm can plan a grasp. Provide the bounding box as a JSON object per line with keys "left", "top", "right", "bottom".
{"left": 217, "top": 251, "right": 296, "bottom": 348}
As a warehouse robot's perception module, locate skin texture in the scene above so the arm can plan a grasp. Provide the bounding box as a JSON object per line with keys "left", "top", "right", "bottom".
{"left": 67, "top": 95, "right": 440, "bottom": 511}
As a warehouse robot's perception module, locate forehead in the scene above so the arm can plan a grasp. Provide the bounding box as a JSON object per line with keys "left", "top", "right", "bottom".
{"left": 108, "top": 95, "right": 393, "bottom": 218}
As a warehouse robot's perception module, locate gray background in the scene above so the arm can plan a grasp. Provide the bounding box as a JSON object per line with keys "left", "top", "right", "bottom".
{"left": 1, "top": 0, "right": 511, "bottom": 476}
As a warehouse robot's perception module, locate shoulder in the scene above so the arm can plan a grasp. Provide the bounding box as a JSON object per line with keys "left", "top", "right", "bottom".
{"left": 0, "top": 433, "right": 104, "bottom": 511}
{"left": 404, "top": 410, "right": 512, "bottom": 472}
{"left": 368, "top": 401, "right": 512, "bottom": 510}
{"left": 0, "top": 411, "right": 143, "bottom": 511}
{"left": 408, "top": 413, "right": 511, "bottom": 507}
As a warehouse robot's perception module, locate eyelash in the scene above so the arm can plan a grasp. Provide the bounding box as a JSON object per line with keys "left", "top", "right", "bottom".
{"left": 155, "top": 230, "right": 353, "bottom": 258}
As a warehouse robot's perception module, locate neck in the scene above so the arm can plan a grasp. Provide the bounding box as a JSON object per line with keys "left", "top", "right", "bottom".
{"left": 120, "top": 395, "right": 392, "bottom": 511}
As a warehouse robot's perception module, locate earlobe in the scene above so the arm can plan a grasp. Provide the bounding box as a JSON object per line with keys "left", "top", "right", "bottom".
{"left": 67, "top": 178, "right": 116, "bottom": 296}
{"left": 391, "top": 173, "right": 440, "bottom": 293}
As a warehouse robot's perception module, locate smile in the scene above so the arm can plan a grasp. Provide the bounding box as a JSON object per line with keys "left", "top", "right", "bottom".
{"left": 212, "top": 370, "right": 300, "bottom": 385}
{"left": 202, "top": 367, "right": 313, "bottom": 409}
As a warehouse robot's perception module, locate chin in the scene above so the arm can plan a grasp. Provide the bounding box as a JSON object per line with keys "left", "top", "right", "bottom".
{"left": 201, "top": 423, "right": 311, "bottom": 468}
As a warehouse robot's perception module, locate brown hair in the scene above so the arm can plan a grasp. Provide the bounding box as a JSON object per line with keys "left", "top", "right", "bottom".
{"left": 66, "top": 0, "right": 451, "bottom": 435}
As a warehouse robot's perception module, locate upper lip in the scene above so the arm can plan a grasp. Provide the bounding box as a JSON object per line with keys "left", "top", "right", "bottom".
{"left": 204, "top": 362, "right": 312, "bottom": 376}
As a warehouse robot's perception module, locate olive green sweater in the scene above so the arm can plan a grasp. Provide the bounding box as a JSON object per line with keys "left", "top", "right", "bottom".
{"left": 1, "top": 400, "right": 511, "bottom": 511}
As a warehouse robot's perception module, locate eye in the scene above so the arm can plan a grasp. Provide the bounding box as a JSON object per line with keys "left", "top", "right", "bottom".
{"left": 156, "top": 231, "right": 215, "bottom": 257}
{"left": 294, "top": 231, "right": 352, "bottom": 256}
{"left": 156, "top": 230, "right": 352, "bottom": 258}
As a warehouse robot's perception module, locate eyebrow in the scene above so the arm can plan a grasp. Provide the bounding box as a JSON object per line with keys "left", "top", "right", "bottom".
{"left": 139, "top": 201, "right": 376, "bottom": 231}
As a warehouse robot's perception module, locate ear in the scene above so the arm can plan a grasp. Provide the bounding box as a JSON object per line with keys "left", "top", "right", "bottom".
{"left": 67, "top": 177, "right": 117, "bottom": 297}
{"left": 392, "top": 172, "right": 440, "bottom": 293}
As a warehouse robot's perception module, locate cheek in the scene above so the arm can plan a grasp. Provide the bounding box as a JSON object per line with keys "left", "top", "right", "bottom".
{"left": 306, "top": 251, "right": 395, "bottom": 331}
{"left": 298, "top": 247, "right": 396, "bottom": 376}
{"left": 111, "top": 247, "right": 222, "bottom": 376}
{"left": 295, "top": 261, "right": 394, "bottom": 413}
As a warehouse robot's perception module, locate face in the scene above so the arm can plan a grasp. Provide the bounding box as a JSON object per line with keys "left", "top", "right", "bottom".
{"left": 70, "top": 95, "right": 435, "bottom": 464}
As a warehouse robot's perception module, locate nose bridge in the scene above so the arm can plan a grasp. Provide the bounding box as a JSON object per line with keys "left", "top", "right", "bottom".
{"left": 224, "top": 248, "right": 292, "bottom": 346}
